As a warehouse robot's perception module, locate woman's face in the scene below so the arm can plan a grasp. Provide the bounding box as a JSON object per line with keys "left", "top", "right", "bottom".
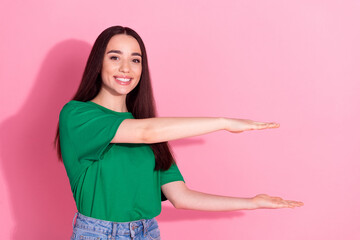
{"left": 101, "top": 34, "right": 142, "bottom": 96}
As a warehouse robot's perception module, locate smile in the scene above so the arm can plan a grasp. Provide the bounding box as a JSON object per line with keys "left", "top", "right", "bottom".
{"left": 114, "top": 76, "right": 133, "bottom": 85}
{"left": 115, "top": 77, "right": 131, "bottom": 82}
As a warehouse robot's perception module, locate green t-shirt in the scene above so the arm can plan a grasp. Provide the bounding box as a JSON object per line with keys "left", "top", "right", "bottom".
{"left": 59, "top": 100, "right": 185, "bottom": 222}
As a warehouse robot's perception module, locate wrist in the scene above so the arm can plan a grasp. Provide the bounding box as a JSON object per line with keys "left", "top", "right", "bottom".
{"left": 246, "top": 197, "right": 259, "bottom": 210}
{"left": 236, "top": 197, "right": 258, "bottom": 210}
{"left": 248, "top": 197, "right": 259, "bottom": 209}
{"left": 219, "top": 117, "right": 228, "bottom": 131}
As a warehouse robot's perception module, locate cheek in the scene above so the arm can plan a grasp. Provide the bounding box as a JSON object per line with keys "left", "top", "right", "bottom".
{"left": 102, "top": 64, "right": 116, "bottom": 77}
{"left": 135, "top": 66, "right": 142, "bottom": 78}
{"left": 101, "top": 70, "right": 113, "bottom": 85}
{"left": 100, "top": 69, "right": 108, "bottom": 80}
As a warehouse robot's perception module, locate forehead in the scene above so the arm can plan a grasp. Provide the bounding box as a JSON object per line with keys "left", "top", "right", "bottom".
{"left": 106, "top": 34, "right": 141, "bottom": 54}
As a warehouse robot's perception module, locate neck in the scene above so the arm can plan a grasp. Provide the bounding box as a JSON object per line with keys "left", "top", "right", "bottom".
{"left": 91, "top": 88, "right": 128, "bottom": 112}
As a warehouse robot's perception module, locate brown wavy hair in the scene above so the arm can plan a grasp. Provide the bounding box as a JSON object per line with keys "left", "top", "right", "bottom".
{"left": 53, "top": 25, "right": 176, "bottom": 171}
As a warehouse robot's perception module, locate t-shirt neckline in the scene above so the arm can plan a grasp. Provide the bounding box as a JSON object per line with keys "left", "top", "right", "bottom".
{"left": 86, "top": 101, "right": 133, "bottom": 115}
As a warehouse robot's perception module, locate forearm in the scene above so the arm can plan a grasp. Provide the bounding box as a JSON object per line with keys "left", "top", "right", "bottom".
{"left": 176, "top": 189, "right": 256, "bottom": 211}
{"left": 143, "top": 117, "right": 226, "bottom": 143}
{"left": 162, "top": 182, "right": 303, "bottom": 210}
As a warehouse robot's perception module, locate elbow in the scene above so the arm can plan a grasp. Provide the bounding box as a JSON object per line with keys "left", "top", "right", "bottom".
{"left": 141, "top": 128, "right": 152, "bottom": 144}
{"left": 171, "top": 189, "right": 192, "bottom": 210}
{"left": 172, "top": 200, "right": 187, "bottom": 210}
{"left": 142, "top": 126, "right": 158, "bottom": 144}
{"left": 172, "top": 200, "right": 186, "bottom": 210}
{"left": 162, "top": 181, "right": 190, "bottom": 210}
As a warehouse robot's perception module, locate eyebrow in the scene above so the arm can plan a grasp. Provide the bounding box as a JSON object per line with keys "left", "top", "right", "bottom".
{"left": 106, "top": 50, "right": 142, "bottom": 57}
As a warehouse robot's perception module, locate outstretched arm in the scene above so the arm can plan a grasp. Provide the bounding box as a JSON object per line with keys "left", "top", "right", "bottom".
{"left": 111, "top": 117, "right": 280, "bottom": 144}
{"left": 161, "top": 181, "right": 304, "bottom": 211}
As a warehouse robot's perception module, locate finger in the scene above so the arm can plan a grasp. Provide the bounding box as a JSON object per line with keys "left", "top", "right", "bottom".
{"left": 271, "top": 199, "right": 304, "bottom": 208}
{"left": 285, "top": 201, "right": 304, "bottom": 208}
{"left": 286, "top": 200, "right": 304, "bottom": 206}
{"left": 269, "top": 196, "right": 280, "bottom": 202}
{"left": 281, "top": 201, "right": 296, "bottom": 208}
{"left": 256, "top": 122, "right": 280, "bottom": 129}
{"left": 253, "top": 124, "right": 270, "bottom": 130}
{"left": 293, "top": 202, "right": 304, "bottom": 207}
{"left": 270, "top": 199, "right": 285, "bottom": 207}
{"left": 267, "top": 122, "right": 280, "bottom": 128}
{"left": 267, "top": 201, "right": 296, "bottom": 209}
{"left": 275, "top": 202, "right": 291, "bottom": 208}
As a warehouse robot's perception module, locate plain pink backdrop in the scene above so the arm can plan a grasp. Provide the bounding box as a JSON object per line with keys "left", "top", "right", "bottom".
{"left": 1, "top": 0, "right": 359, "bottom": 239}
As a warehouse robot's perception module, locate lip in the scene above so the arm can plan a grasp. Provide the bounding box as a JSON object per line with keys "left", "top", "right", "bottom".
{"left": 114, "top": 75, "right": 132, "bottom": 80}
{"left": 114, "top": 76, "right": 132, "bottom": 85}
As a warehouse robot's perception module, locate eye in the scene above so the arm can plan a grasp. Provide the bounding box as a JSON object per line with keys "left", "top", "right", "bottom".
{"left": 110, "top": 56, "right": 119, "bottom": 60}
{"left": 133, "top": 59, "right": 141, "bottom": 63}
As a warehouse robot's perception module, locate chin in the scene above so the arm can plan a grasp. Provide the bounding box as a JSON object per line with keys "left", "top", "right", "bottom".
{"left": 115, "top": 89, "right": 134, "bottom": 96}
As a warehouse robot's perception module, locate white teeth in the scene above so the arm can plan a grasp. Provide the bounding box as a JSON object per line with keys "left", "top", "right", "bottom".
{"left": 116, "top": 78, "right": 131, "bottom": 82}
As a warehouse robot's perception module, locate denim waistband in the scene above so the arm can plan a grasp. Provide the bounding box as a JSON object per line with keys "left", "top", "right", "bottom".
{"left": 72, "top": 212, "right": 156, "bottom": 238}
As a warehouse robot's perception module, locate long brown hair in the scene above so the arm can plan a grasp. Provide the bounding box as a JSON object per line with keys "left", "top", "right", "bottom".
{"left": 53, "top": 26, "right": 175, "bottom": 170}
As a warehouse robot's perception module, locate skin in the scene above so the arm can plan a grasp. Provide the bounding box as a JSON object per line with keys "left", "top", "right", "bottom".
{"left": 91, "top": 34, "right": 304, "bottom": 211}
{"left": 93, "top": 34, "right": 142, "bottom": 112}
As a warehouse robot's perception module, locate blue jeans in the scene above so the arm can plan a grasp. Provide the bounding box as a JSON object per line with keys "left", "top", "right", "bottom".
{"left": 71, "top": 212, "right": 161, "bottom": 240}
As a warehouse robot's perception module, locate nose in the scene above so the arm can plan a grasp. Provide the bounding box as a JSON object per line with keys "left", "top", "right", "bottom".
{"left": 119, "top": 59, "right": 130, "bottom": 73}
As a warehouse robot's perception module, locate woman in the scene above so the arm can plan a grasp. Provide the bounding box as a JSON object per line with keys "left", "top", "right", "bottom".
{"left": 54, "top": 25, "right": 303, "bottom": 240}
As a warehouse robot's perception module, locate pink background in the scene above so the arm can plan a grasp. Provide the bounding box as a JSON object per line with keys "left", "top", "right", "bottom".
{"left": 1, "top": 0, "right": 359, "bottom": 239}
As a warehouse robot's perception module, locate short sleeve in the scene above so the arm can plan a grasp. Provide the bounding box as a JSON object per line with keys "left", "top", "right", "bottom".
{"left": 59, "top": 102, "right": 129, "bottom": 161}
{"left": 160, "top": 163, "right": 185, "bottom": 201}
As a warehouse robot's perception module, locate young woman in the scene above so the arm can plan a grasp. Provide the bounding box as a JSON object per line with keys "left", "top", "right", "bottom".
{"left": 54, "top": 25, "right": 303, "bottom": 240}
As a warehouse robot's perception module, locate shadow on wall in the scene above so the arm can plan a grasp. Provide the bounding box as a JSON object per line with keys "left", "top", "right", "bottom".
{"left": 0, "top": 39, "right": 91, "bottom": 240}
{"left": 0, "top": 39, "right": 244, "bottom": 240}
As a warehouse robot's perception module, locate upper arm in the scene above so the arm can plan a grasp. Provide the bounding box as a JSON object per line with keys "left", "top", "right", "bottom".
{"left": 59, "top": 103, "right": 124, "bottom": 160}
{"left": 59, "top": 102, "right": 148, "bottom": 160}
{"left": 161, "top": 181, "right": 188, "bottom": 208}
{"left": 110, "top": 118, "right": 150, "bottom": 144}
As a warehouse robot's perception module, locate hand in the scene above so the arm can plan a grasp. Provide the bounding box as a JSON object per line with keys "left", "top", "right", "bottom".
{"left": 252, "top": 194, "right": 304, "bottom": 209}
{"left": 224, "top": 118, "right": 280, "bottom": 133}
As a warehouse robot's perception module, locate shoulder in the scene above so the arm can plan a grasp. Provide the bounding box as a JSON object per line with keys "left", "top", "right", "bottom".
{"left": 60, "top": 100, "right": 99, "bottom": 113}
{"left": 59, "top": 100, "right": 102, "bottom": 122}
{"left": 61, "top": 100, "right": 88, "bottom": 110}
